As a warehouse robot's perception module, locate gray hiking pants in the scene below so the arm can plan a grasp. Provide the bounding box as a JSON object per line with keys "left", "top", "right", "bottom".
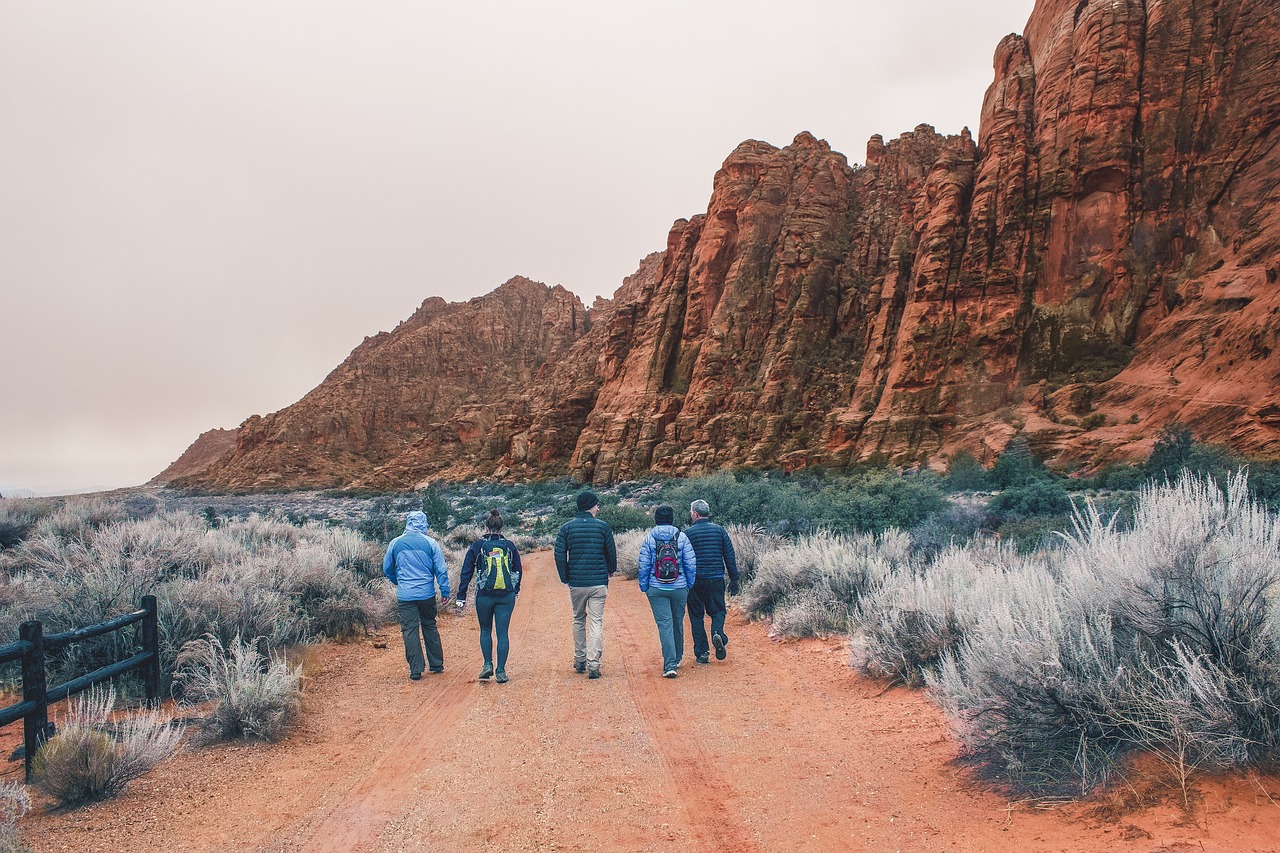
{"left": 569, "top": 584, "right": 608, "bottom": 671}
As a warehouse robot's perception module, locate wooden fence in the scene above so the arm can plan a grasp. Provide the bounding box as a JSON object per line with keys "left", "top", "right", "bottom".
{"left": 0, "top": 595, "right": 160, "bottom": 781}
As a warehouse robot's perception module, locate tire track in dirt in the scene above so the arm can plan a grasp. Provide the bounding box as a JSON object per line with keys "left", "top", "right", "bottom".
{"left": 611, "top": 593, "right": 761, "bottom": 853}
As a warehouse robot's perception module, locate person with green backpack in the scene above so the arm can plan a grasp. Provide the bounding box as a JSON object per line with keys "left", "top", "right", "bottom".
{"left": 455, "top": 509, "right": 524, "bottom": 683}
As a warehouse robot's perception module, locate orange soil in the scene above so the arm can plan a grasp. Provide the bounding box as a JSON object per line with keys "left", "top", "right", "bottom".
{"left": 6, "top": 551, "right": 1280, "bottom": 852}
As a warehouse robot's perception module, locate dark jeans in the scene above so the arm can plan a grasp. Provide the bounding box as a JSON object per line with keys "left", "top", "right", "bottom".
{"left": 687, "top": 577, "right": 727, "bottom": 657}
{"left": 475, "top": 591, "right": 516, "bottom": 669}
{"left": 397, "top": 597, "right": 444, "bottom": 675}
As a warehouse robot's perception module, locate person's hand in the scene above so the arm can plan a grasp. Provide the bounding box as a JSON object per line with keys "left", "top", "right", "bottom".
{"left": 728, "top": 579, "right": 741, "bottom": 596}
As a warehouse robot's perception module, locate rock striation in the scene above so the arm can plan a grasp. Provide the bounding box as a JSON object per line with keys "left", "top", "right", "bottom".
{"left": 169, "top": 0, "right": 1280, "bottom": 491}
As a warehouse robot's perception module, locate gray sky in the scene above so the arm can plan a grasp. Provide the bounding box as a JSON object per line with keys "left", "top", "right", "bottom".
{"left": 0, "top": 0, "right": 1035, "bottom": 496}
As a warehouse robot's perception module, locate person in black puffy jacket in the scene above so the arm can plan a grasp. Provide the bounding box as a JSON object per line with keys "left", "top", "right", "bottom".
{"left": 554, "top": 491, "right": 617, "bottom": 678}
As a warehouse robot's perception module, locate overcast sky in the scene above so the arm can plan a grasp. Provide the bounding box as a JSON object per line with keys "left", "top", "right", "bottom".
{"left": 0, "top": 0, "right": 1035, "bottom": 496}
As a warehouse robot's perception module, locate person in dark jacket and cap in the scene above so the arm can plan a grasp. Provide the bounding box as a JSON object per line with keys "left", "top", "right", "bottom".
{"left": 554, "top": 490, "right": 618, "bottom": 678}
{"left": 685, "top": 499, "right": 740, "bottom": 663}
{"left": 382, "top": 511, "right": 451, "bottom": 679}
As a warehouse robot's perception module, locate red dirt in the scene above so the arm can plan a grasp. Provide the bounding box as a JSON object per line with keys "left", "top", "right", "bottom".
{"left": 7, "top": 551, "right": 1280, "bottom": 852}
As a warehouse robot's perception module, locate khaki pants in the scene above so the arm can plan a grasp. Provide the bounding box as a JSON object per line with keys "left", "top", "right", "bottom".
{"left": 569, "top": 584, "right": 608, "bottom": 671}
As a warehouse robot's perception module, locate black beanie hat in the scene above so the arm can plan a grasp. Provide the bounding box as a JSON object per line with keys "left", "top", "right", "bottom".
{"left": 576, "top": 491, "right": 599, "bottom": 512}
{"left": 654, "top": 504, "right": 674, "bottom": 525}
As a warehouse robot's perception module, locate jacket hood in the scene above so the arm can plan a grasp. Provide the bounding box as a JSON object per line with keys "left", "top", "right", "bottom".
{"left": 650, "top": 524, "right": 680, "bottom": 538}
{"left": 405, "top": 511, "right": 430, "bottom": 535}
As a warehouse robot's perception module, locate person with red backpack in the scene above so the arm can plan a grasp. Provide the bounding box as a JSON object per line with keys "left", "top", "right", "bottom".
{"left": 637, "top": 504, "right": 696, "bottom": 678}
{"left": 455, "top": 509, "right": 523, "bottom": 684}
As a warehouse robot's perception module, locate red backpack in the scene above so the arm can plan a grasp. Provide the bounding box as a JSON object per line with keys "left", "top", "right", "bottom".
{"left": 652, "top": 532, "right": 681, "bottom": 582}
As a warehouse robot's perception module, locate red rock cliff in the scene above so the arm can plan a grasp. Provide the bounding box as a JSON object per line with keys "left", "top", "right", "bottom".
{"left": 168, "top": 0, "right": 1280, "bottom": 491}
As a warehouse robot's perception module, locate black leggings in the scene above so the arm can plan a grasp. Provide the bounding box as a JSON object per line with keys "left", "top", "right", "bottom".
{"left": 475, "top": 591, "right": 516, "bottom": 669}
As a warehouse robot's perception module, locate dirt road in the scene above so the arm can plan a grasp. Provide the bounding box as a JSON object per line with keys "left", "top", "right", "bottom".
{"left": 11, "top": 551, "right": 1280, "bottom": 852}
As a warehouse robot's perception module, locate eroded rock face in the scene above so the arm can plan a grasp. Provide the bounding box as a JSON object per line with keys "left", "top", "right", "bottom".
{"left": 172, "top": 278, "right": 588, "bottom": 491}
{"left": 150, "top": 429, "right": 238, "bottom": 485}
{"left": 168, "top": 0, "right": 1280, "bottom": 491}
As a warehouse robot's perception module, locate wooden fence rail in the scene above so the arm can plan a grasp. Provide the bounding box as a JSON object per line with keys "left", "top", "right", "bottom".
{"left": 0, "top": 594, "right": 160, "bottom": 781}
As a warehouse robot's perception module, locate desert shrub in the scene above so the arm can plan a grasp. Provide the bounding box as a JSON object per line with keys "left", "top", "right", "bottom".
{"left": 32, "top": 687, "right": 183, "bottom": 806}
{"left": 34, "top": 498, "right": 131, "bottom": 542}
{"left": 597, "top": 500, "right": 652, "bottom": 533}
{"left": 0, "top": 499, "right": 57, "bottom": 549}
{"left": 1, "top": 507, "right": 390, "bottom": 694}
{"left": 929, "top": 473, "right": 1280, "bottom": 796}
{"left": 815, "top": 471, "right": 947, "bottom": 535}
{"left": 990, "top": 437, "right": 1049, "bottom": 488}
{"left": 661, "top": 471, "right": 812, "bottom": 531}
{"left": 613, "top": 529, "right": 646, "bottom": 581}
{"left": 944, "top": 451, "right": 990, "bottom": 493}
{"left": 174, "top": 634, "right": 302, "bottom": 742}
{"left": 276, "top": 544, "right": 380, "bottom": 640}
{"left": 988, "top": 479, "right": 1072, "bottom": 522}
{"left": 724, "top": 524, "right": 783, "bottom": 586}
{"left": 0, "top": 780, "right": 31, "bottom": 853}
{"left": 850, "top": 543, "right": 1027, "bottom": 687}
{"left": 739, "top": 531, "right": 910, "bottom": 636}
{"left": 907, "top": 502, "right": 990, "bottom": 557}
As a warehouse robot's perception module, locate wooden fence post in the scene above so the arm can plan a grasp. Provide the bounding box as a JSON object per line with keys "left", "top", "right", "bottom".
{"left": 19, "top": 620, "right": 48, "bottom": 783}
{"left": 141, "top": 595, "right": 161, "bottom": 707}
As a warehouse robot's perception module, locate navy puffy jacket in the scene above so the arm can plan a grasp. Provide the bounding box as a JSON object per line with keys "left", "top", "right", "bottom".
{"left": 684, "top": 518, "right": 739, "bottom": 582}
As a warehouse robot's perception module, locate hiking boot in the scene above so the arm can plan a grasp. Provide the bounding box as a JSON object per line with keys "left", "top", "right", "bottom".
{"left": 663, "top": 669, "right": 677, "bottom": 678}
{"left": 409, "top": 672, "right": 422, "bottom": 681}
{"left": 587, "top": 668, "right": 601, "bottom": 679}
{"left": 479, "top": 663, "right": 494, "bottom": 680}
{"left": 495, "top": 669, "right": 509, "bottom": 684}
{"left": 573, "top": 660, "right": 587, "bottom": 674}
{"left": 713, "top": 633, "right": 727, "bottom": 660}
{"left": 696, "top": 653, "right": 710, "bottom": 664}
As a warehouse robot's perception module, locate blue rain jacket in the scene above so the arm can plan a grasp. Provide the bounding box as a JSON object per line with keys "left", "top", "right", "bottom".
{"left": 382, "top": 511, "right": 450, "bottom": 601}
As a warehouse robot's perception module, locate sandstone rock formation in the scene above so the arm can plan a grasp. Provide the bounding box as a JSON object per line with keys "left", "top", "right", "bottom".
{"left": 168, "top": 0, "right": 1280, "bottom": 491}
{"left": 150, "top": 428, "right": 238, "bottom": 485}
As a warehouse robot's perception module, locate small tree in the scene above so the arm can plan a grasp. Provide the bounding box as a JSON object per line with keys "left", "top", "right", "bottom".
{"left": 945, "top": 450, "right": 990, "bottom": 492}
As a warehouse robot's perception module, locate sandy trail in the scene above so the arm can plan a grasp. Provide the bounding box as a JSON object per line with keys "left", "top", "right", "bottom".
{"left": 9, "top": 550, "right": 1280, "bottom": 852}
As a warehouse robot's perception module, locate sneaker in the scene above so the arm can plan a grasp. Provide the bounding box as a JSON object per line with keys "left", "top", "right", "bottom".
{"left": 409, "top": 672, "right": 422, "bottom": 681}
{"left": 587, "top": 668, "right": 601, "bottom": 679}
{"left": 663, "top": 669, "right": 677, "bottom": 678}
{"left": 573, "top": 660, "right": 587, "bottom": 674}
{"left": 675, "top": 658, "right": 683, "bottom": 669}
{"left": 479, "top": 663, "right": 494, "bottom": 680}
{"left": 696, "top": 653, "right": 710, "bottom": 664}
{"left": 495, "top": 669, "right": 509, "bottom": 684}
{"left": 429, "top": 667, "right": 445, "bottom": 674}
{"left": 713, "top": 633, "right": 727, "bottom": 660}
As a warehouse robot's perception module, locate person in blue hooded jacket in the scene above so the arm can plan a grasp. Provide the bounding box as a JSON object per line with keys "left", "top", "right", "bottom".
{"left": 382, "top": 510, "right": 451, "bottom": 680}
{"left": 637, "top": 504, "right": 696, "bottom": 678}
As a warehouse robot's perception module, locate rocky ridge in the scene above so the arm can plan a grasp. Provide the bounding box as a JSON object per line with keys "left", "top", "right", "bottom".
{"left": 170, "top": 0, "right": 1280, "bottom": 492}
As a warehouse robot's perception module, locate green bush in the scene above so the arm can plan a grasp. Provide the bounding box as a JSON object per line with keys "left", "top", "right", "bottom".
{"left": 988, "top": 479, "right": 1072, "bottom": 522}
{"left": 944, "top": 451, "right": 990, "bottom": 492}
{"left": 990, "top": 438, "right": 1049, "bottom": 488}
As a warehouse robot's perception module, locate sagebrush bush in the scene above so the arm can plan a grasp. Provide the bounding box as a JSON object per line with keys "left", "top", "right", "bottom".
{"left": 849, "top": 543, "right": 1028, "bottom": 687}
{"left": 32, "top": 687, "right": 183, "bottom": 806}
{"left": 926, "top": 473, "right": 1280, "bottom": 796}
{"left": 740, "top": 531, "right": 911, "bottom": 637}
{"left": 0, "top": 780, "right": 30, "bottom": 853}
{"left": 174, "top": 634, "right": 302, "bottom": 741}
{"left": 613, "top": 529, "right": 646, "bottom": 581}
{"left": 1, "top": 508, "right": 387, "bottom": 694}
{"left": 0, "top": 498, "right": 56, "bottom": 549}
